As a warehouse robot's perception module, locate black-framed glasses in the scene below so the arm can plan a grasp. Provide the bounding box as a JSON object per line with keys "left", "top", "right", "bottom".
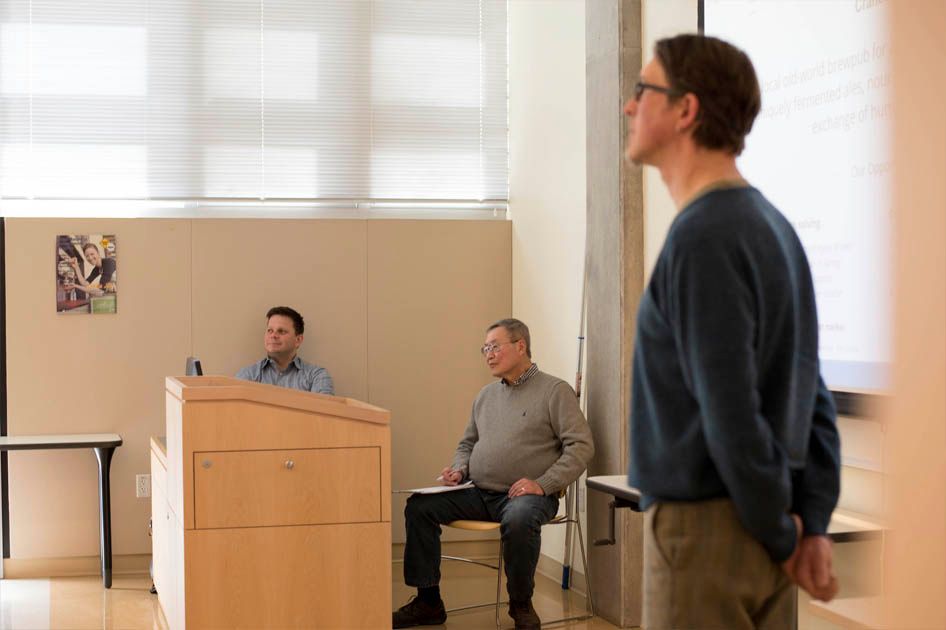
{"left": 633, "top": 81, "right": 679, "bottom": 101}
{"left": 480, "top": 340, "right": 519, "bottom": 356}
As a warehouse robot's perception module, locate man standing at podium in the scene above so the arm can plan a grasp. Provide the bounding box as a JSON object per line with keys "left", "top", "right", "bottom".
{"left": 235, "top": 306, "right": 335, "bottom": 395}
{"left": 393, "top": 318, "right": 594, "bottom": 630}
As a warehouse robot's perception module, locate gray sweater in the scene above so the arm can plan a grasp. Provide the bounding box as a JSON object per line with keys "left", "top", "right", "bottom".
{"left": 451, "top": 369, "right": 595, "bottom": 495}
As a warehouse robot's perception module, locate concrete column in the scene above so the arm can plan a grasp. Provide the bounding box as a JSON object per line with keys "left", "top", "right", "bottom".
{"left": 584, "top": 1, "right": 645, "bottom": 627}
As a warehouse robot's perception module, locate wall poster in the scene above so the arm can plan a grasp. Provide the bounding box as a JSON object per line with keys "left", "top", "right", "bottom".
{"left": 56, "top": 234, "right": 118, "bottom": 314}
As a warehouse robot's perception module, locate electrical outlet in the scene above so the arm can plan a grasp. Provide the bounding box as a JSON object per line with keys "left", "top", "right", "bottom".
{"left": 136, "top": 474, "right": 151, "bottom": 498}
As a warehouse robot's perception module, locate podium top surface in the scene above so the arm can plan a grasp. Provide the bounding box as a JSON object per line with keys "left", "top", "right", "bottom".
{"left": 166, "top": 376, "right": 390, "bottom": 425}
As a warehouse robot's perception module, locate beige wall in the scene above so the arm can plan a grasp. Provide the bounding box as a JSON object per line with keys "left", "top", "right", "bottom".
{"left": 7, "top": 219, "right": 192, "bottom": 559}
{"left": 367, "top": 221, "right": 512, "bottom": 543}
{"left": 191, "top": 220, "right": 369, "bottom": 399}
{"left": 505, "top": 0, "right": 699, "bottom": 584}
{"left": 884, "top": 0, "right": 946, "bottom": 626}
{"left": 5, "top": 217, "right": 510, "bottom": 559}
{"left": 509, "top": 0, "right": 587, "bottom": 568}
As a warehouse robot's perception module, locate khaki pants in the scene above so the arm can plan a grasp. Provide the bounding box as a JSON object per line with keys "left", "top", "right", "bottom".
{"left": 643, "top": 498, "right": 795, "bottom": 630}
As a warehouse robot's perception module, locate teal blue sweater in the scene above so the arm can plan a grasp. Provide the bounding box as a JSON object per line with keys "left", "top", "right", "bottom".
{"left": 629, "top": 186, "right": 841, "bottom": 563}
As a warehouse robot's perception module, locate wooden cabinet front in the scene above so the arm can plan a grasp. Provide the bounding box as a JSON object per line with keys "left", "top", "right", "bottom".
{"left": 193, "top": 447, "right": 381, "bottom": 529}
{"left": 185, "top": 522, "right": 390, "bottom": 629}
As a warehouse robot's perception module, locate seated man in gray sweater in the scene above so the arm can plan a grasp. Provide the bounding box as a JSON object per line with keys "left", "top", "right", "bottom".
{"left": 393, "top": 318, "right": 595, "bottom": 630}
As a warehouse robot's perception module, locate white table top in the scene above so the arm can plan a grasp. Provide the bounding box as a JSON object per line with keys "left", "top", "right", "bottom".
{"left": 586, "top": 475, "right": 642, "bottom": 504}
{"left": 0, "top": 433, "right": 123, "bottom": 449}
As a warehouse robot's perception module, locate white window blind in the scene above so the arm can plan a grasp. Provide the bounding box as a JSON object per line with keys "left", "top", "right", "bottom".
{"left": 0, "top": 0, "right": 508, "bottom": 204}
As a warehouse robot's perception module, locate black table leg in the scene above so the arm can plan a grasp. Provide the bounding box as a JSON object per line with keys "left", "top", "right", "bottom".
{"left": 93, "top": 446, "right": 115, "bottom": 589}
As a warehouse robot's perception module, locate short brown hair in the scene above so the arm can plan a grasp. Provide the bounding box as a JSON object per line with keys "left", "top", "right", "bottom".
{"left": 487, "top": 318, "right": 531, "bottom": 358}
{"left": 654, "top": 34, "right": 761, "bottom": 156}
{"left": 267, "top": 306, "right": 304, "bottom": 335}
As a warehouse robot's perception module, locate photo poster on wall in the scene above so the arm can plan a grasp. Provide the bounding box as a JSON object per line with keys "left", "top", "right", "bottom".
{"left": 55, "top": 234, "right": 118, "bottom": 314}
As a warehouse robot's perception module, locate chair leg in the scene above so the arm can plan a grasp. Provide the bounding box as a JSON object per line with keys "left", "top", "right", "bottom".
{"left": 440, "top": 516, "right": 595, "bottom": 628}
{"left": 576, "top": 513, "right": 595, "bottom": 617}
{"left": 443, "top": 547, "right": 509, "bottom": 614}
{"left": 539, "top": 517, "right": 595, "bottom": 628}
{"left": 495, "top": 540, "right": 504, "bottom": 629}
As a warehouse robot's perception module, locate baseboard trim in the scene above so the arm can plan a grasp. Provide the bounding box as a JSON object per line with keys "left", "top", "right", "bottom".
{"left": 3, "top": 553, "right": 151, "bottom": 579}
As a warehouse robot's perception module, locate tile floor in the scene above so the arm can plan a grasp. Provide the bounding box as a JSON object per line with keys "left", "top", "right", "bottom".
{"left": 0, "top": 574, "right": 166, "bottom": 629}
{"left": 0, "top": 563, "right": 615, "bottom": 630}
{"left": 0, "top": 563, "right": 837, "bottom": 629}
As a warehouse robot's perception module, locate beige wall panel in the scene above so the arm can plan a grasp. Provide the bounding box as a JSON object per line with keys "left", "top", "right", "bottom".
{"left": 190, "top": 220, "right": 367, "bottom": 400}
{"left": 885, "top": 1, "right": 946, "bottom": 627}
{"left": 367, "top": 220, "right": 511, "bottom": 543}
{"left": 5, "top": 218, "right": 192, "bottom": 557}
{"left": 6, "top": 217, "right": 504, "bottom": 562}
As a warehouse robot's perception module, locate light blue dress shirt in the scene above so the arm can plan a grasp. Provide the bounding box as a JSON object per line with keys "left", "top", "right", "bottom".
{"left": 235, "top": 355, "right": 335, "bottom": 395}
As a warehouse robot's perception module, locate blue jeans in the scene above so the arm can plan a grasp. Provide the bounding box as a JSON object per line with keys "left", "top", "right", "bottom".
{"left": 403, "top": 487, "right": 560, "bottom": 602}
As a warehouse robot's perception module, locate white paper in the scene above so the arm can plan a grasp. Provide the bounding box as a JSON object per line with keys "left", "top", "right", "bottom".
{"left": 395, "top": 481, "right": 475, "bottom": 495}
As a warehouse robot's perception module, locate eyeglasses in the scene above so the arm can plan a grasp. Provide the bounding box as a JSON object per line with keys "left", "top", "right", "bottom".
{"left": 480, "top": 340, "right": 519, "bottom": 356}
{"left": 633, "top": 81, "right": 679, "bottom": 101}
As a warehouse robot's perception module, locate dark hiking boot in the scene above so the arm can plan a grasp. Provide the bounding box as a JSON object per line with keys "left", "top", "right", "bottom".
{"left": 392, "top": 596, "right": 447, "bottom": 628}
{"left": 509, "top": 599, "right": 542, "bottom": 630}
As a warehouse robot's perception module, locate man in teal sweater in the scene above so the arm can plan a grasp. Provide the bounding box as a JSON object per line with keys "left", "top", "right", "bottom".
{"left": 393, "top": 319, "right": 594, "bottom": 630}
{"left": 625, "top": 34, "right": 841, "bottom": 629}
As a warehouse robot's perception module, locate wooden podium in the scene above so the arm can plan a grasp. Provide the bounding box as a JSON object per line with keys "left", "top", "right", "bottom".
{"left": 151, "top": 376, "right": 391, "bottom": 629}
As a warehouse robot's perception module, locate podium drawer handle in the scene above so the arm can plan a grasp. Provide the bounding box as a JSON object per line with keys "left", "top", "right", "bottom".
{"left": 285, "top": 460, "right": 295, "bottom": 470}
